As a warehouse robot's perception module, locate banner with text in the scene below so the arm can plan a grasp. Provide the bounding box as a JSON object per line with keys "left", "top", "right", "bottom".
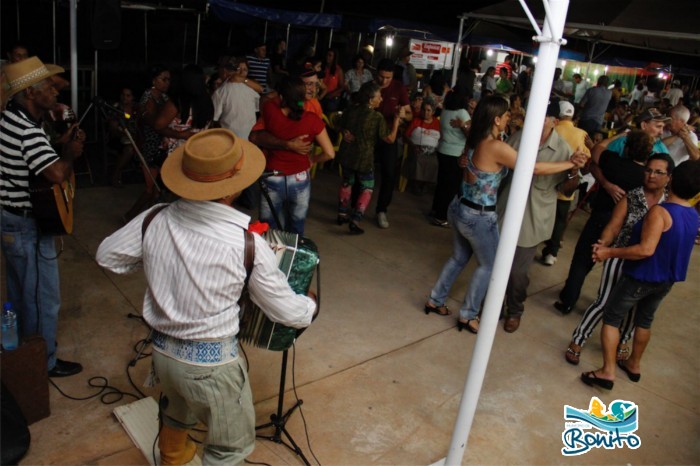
{"left": 408, "top": 39, "right": 455, "bottom": 70}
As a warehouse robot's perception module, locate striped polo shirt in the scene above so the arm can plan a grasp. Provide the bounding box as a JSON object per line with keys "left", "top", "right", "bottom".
{"left": 0, "top": 102, "right": 60, "bottom": 209}
{"left": 245, "top": 55, "right": 270, "bottom": 93}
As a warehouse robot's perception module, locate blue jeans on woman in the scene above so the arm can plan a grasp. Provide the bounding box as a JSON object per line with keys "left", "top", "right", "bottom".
{"left": 259, "top": 170, "right": 311, "bottom": 235}
{"left": 1, "top": 211, "right": 61, "bottom": 370}
{"left": 429, "top": 198, "right": 499, "bottom": 321}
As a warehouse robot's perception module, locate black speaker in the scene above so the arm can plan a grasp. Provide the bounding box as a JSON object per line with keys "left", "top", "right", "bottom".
{"left": 92, "top": 0, "right": 122, "bottom": 50}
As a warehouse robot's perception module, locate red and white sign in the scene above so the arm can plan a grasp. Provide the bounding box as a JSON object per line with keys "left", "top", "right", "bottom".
{"left": 408, "top": 39, "right": 455, "bottom": 70}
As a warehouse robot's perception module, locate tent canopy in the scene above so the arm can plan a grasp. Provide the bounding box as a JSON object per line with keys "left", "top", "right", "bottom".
{"left": 461, "top": 0, "right": 700, "bottom": 68}
{"left": 208, "top": 0, "right": 342, "bottom": 29}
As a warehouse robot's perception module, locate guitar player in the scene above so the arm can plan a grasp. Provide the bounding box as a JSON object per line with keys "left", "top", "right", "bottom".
{"left": 0, "top": 56, "right": 85, "bottom": 377}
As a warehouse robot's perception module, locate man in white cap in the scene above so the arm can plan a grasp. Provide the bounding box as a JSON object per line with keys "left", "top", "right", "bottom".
{"left": 96, "top": 128, "right": 317, "bottom": 465}
{"left": 541, "top": 100, "right": 591, "bottom": 265}
{"left": 0, "top": 56, "right": 85, "bottom": 377}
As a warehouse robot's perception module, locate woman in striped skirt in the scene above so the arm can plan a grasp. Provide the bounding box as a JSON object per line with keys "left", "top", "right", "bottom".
{"left": 565, "top": 153, "right": 674, "bottom": 365}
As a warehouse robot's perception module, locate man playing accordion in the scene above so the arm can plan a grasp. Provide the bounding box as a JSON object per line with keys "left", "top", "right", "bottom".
{"left": 97, "top": 128, "right": 317, "bottom": 465}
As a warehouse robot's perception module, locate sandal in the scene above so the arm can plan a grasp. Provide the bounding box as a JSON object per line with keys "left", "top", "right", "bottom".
{"left": 424, "top": 302, "right": 451, "bottom": 316}
{"left": 565, "top": 343, "right": 581, "bottom": 365}
{"left": 580, "top": 371, "right": 614, "bottom": 390}
{"left": 616, "top": 344, "right": 630, "bottom": 361}
{"left": 457, "top": 318, "right": 479, "bottom": 334}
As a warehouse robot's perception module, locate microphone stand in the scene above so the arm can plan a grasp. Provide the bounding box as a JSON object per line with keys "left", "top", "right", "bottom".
{"left": 254, "top": 170, "right": 312, "bottom": 466}
{"left": 90, "top": 97, "right": 161, "bottom": 194}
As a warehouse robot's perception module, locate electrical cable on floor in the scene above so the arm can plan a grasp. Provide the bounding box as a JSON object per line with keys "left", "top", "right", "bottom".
{"left": 291, "top": 343, "right": 322, "bottom": 466}
{"left": 244, "top": 459, "right": 272, "bottom": 466}
{"left": 49, "top": 329, "right": 152, "bottom": 404}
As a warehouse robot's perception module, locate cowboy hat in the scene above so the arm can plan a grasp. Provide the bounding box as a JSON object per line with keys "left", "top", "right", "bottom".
{"left": 3, "top": 56, "right": 64, "bottom": 100}
{"left": 161, "top": 128, "right": 265, "bottom": 201}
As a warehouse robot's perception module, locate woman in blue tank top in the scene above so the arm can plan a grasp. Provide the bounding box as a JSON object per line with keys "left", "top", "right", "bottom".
{"left": 424, "top": 96, "right": 582, "bottom": 333}
{"left": 581, "top": 160, "right": 700, "bottom": 390}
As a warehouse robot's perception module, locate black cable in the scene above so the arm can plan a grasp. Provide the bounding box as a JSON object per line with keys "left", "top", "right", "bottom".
{"left": 291, "top": 343, "right": 322, "bottom": 466}
{"left": 245, "top": 459, "right": 272, "bottom": 466}
{"left": 49, "top": 375, "right": 140, "bottom": 404}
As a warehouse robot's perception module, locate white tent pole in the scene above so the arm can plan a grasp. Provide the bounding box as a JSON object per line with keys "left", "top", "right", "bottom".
{"left": 70, "top": 0, "right": 78, "bottom": 112}
{"left": 451, "top": 16, "right": 465, "bottom": 88}
{"left": 328, "top": 29, "right": 334, "bottom": 49}
{"left": 357, "top": 32, "right": 362, "bottom": 54}
{"left": 442, "top": 1, "right": 570, "bottom": 464}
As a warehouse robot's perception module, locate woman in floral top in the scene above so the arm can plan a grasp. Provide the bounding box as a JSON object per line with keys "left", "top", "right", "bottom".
{"left": 565, "top": 154, "right": 673, "bottom": 365}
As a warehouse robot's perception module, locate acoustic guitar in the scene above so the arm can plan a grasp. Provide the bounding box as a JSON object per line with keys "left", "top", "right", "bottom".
{"left": 29, "top": 171, "right": 76, "bottom": 235}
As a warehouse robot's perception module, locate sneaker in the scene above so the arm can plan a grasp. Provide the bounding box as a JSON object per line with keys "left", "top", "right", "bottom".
{"left": 377, "top": 212, "right": 389, "bottom": 229}
{"left": 542, "top": 254, "right": 557, "bottom": 266}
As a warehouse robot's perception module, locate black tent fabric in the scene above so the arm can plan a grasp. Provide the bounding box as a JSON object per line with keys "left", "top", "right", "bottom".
{"left": 462, "top": 0, "right": 700, "bottom": 68}
{"left": 208, "top": 0, "right": 342, "bottom": 29}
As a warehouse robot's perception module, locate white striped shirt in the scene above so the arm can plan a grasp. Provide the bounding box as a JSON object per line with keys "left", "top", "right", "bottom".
{"left": 96, "top": 200, "right": 315, "bottom": 340}
{"left": 0, "top": 103, "right": 60, "bottom": 208}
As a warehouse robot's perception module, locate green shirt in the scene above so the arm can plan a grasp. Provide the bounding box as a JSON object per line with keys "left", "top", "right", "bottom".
{"left": 337, "top": 105, "right": 389, "bottom": 172}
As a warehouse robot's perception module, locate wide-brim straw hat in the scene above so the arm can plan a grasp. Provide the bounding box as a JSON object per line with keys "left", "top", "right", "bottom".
{"left": 3, "top": 56, "right": 65, "bottom": 99}
{"left": 161, "top": 128, "right": 265, "bottom": 201}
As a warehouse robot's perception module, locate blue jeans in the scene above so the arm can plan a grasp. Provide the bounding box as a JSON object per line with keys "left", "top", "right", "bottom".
{"left": 259, "top": 170, "right": 311, "bottom": 235}
{"left": 429, "top": 198, "right": 499, "bottom": 321}
{"left": 1, "top": 211, "right": 60, "bottom": 370}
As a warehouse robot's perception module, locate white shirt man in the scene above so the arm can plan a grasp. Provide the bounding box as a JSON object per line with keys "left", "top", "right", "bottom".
{"left": 662, "top": 105, "right": 699, "bottom": 165}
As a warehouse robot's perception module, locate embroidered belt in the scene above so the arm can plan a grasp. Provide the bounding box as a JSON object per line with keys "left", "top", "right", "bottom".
{"left": 152, "top": 330, "right": 239, "bottom": 365}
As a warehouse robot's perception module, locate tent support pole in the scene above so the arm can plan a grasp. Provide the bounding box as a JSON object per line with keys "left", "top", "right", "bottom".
{"left": 16, "top": 0, "right": 20, "bottom": 39}
{"left": 356, "top": 32, "right": 362, "bottom": 54}
{"left": 285, "top": 24, "right": 291, "bottom": 60}
{"left": 144, "top": 12, "right": 148, "bottom": 64}
{"left": 442, "top": 1, "right": 570, "bottom": 464}
{"left": 264, "top": 21, "right": 268, "bottom": 43}
{"left": 451, "top": 16, "right": 465, "bottom": 88}
{"left": 195, "top": 13, "right": 201, "bottom": 64}
{"left": 70, "top": 0, "right": 78, "bottom": 112}
{"left": 328, "top": 29, "right": 333, "bottom": 49}
{"left": 53, "top": 0, "right": 57, "bottom": 63}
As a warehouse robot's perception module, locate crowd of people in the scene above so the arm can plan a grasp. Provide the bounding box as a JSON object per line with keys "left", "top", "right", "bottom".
{"left": 1, "top": 40, "right": 700, "bottom": 464}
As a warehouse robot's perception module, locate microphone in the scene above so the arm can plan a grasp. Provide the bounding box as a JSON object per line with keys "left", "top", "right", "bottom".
{"left": 260, "top": 170, "right": 284, "bottom": 178}
{"left": 93, "top": 96, "right": 131, "bottom": 119}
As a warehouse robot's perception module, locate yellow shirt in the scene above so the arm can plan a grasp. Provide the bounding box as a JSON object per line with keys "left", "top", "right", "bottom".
{"left": 555, "top": 120, "right": 591, "bottom": 201}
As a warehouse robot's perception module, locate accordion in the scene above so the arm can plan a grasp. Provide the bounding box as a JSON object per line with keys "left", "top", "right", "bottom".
{"left": 238, "top": 229, "right": 319, "bottom": 351}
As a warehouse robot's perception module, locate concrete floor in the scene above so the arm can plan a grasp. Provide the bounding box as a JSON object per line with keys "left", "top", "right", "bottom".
{"left": 11, "top": 166, "right": 700, "bottom": 465}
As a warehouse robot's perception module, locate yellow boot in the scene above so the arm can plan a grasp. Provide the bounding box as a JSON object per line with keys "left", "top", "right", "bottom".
{"left": 158, "top": 423, "right": 197, "bottom": 465}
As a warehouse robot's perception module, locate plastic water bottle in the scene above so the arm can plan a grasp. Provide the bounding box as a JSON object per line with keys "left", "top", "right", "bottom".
{"left": 2, "top": 302, "right": 19, "bottom": 351}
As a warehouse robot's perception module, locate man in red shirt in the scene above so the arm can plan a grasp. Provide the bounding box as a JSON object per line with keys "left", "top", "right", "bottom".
{"left": 373, "top": 58, "right": 412, "bottom": 228}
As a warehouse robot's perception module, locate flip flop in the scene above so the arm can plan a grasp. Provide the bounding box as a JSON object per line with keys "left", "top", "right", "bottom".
{"left": 565, "top": 346, "right": 581, "bottom": 365}
{"left": 581, "top": 371, "right": 614, "bottom": 390}
{"left": 617, "top": 360, "right": 641, "bottom": 382}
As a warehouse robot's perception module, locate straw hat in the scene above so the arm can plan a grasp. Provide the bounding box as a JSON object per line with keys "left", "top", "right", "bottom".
{"left": 161, "top": 128, "right": 265, "bottom": 201}
{"left": 3, "top": 56, "right": 64, "bottom": 100}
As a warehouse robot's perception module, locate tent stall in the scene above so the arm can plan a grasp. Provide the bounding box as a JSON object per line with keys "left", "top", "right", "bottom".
{"left": 207, "top": 0, "right": 342, "bottom": 62}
